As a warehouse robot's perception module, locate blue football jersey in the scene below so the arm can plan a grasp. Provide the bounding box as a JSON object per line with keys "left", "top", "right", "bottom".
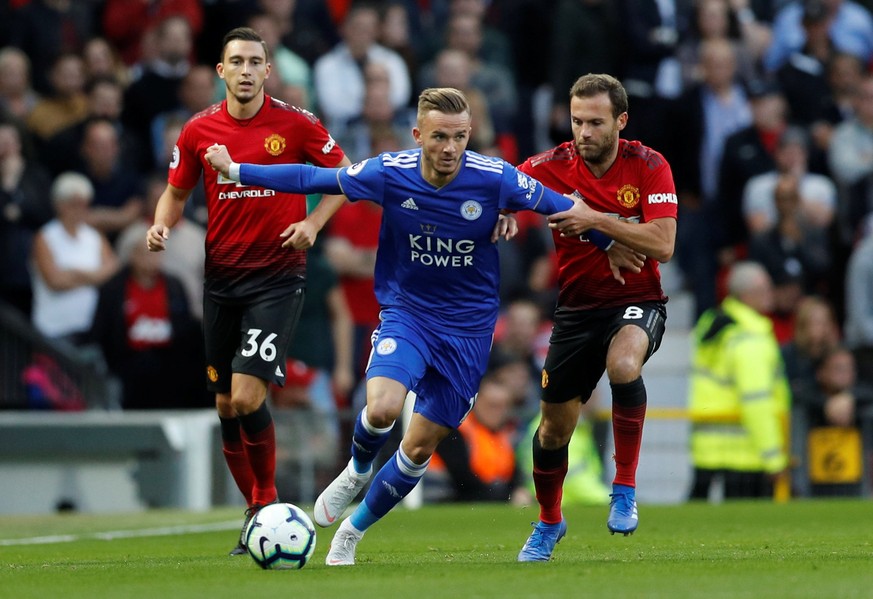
{"left": 336, "top": 150, "right": 559, "bottom": 336}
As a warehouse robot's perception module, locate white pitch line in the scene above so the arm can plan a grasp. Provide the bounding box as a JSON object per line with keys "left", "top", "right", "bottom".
{"left": 0, "top": 520, "right": 240, "bottom": 546}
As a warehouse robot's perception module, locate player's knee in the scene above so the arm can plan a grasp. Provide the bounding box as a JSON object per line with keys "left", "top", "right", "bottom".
{"left": 401, "top": 443, "right": 434, "bottom": 465}
{"left": 365, "top": 394, "right": 404, "bottom": 428}
{"left": 537, "top": 419, "right": 574, "bottom": 448}
{"left": 229, "top": 392, "right": 263, "bottom": 416}
{"left": 606, "top": 354, "right": 643, "bottom": 384}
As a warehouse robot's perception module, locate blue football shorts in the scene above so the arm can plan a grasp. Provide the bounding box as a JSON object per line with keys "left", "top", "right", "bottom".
{"left": 364, "top": 308, "right": 493, "bottom": 428}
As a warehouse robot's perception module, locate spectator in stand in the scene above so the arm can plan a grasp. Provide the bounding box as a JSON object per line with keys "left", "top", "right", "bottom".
{"left": 76, "top": 118, "right": 145, "bottom": 241}
{"left": 25, "top": 53, "right": 88, "bottom": 142}
{"left": 379, "top": 1, "right": 422, "bottom": 90}
{"left": 782, "top": 294, "right": 840, "bottom": 390}
{"left": 115, "top": 172, "right": 205, "bottom": 322}
{"left": 775, "top": 3, "right": 835, "bottom": 130}
{"left": 0, "top": 48, "right": 40, "bottom": 125}
{"left": 323, "top": 199, "right": 381, "bottom": 382}
{"left": 149, "top": 65, "right": 216, "bottom": 169}
{"left": 716, "top": 80, "right": 788, "bottom": 257}
{"left": 430, "top": 49, "right": 497, "bottom": 156}
{"left": 7, "top": 0, "right": 96, "bottom": 94}
{"left": 821, "top": 52, "right": 864, "bottom": 127}
{"left": 334, "top": 62, "right": 417, "bottom": 162}
{"left": 257, "top": 0, "right": 338, "bottom": 68}
{"left": 43, "top": 77, "right": 145, "bottom": 176}
{"left": 748, "top": 173, "right": 832, "bottom": 298}
{"left": 286, "top": 240, "right": 356, "bottom": 408}
{"left": 616, "top": 0, "right": 684, "bottom": 154}
{"left": 676, "top": 0, "right": 772, "bottom": 90}
{"left": 440, "top": 0, "right": 514, "bottom": 70}
{"left": 742, "top": 126, "right": 836, "bottom": 236}
{"left": 426, "top": 374, "right": 528, "bottom": 503}
{"left": 544, "top": 0, "right": 621, "bottom": 148}
{"left": 809, "top": 345, "right": 871, "bottom": 427}
{"left": 828, "top": 75, "right": 873, "bottom": 244}
{"left": 763, "top": 0, "right": 873, "bottom": 74}
{"left": 0, "top": 120, "right": 53, "bottom": 316}
{"left": 247, "top": 11, "right": 313, "bottom": 111}
{"left": 30, "top": 172, "right": 118, "bottom": 345}
{"left": 81, "top": 36, "right": 130, "bottom": 88}
{"left": 101, "top": 0, "right": 203, "bottom": 66}
{"left": 844, "top": 227, "right": 873, "bottom": 383}
{"left": 670, "top": 37, "right": 753, "bottom": 317}
{"left": 122, "top": 15, "right": 195, "bottom": 163}
{"left": 418, "top": 12, "right": 517, "bottom": 159}
{"left": 89, "top": 222, "right": 207, "bottom": 410}
{"left": 492, "top": 295, "right": 547, "bottom": 388}
{"left": 313, "top": 2, "right": 411, "bottom": 131}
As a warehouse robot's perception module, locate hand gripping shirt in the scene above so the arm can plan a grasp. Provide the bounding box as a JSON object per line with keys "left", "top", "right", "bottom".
{"left": 518, "top": 139, "right": 678, "bottom": 310}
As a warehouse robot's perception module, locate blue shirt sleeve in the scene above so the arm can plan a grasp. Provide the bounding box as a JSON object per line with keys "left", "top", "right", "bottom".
{"left": 499, "top": 164, "right": 613, "bottom": 250}
{"left": 239, "top": 162, "right": 343, "bottom": 194}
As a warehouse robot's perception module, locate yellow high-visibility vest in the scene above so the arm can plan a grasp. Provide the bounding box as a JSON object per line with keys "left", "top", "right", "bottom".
{"left": 688, "top": 297, "right": 790, "bottom": 474}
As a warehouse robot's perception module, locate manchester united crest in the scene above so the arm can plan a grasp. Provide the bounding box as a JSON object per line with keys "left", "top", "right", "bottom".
{"left": 617, "top": 184, "right": 640, "bottom": 208}
{"left": 541, "top": 369, "right": 549, "bottom": 389}
{"left": 206, "top": 365, "right": 219, "bottom": 383}
{"left": 264, "top": 133, "right": 286, "bottom": 156}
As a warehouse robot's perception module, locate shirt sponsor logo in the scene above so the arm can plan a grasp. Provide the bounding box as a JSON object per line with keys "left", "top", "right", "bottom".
{"left": 321, "top": 135, "right": 336, "bottom": 154}
{"left": 460, "top": 200, "right": 483, "bottom": 220}
{"left": 647, "top": 192, "right": 677, "bottom": 204}
{"left": 617, "top": 184, "right": 640, "bottom": 208}
{"left": 264, "top": 133, "right": 286, "bottom": 156}
{"left": 409, "top": 234, "right": 475, "bottom": 267}
{"left": 218, "top": 188, "right": 277, "bottom": 200}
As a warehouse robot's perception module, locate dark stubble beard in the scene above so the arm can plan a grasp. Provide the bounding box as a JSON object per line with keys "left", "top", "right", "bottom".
{"left": 577, "top": 127, "right": 617, "bottom": 166}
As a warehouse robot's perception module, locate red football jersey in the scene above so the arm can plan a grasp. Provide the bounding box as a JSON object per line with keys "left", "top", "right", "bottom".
{"left": 518, "top": 139, "right": 678, "bottom": 310}
{"left": 327, "top": 201, "right": 382, "bottom": 325}
{"left": 169, "top": 96, "right": 345, "bottom": 299}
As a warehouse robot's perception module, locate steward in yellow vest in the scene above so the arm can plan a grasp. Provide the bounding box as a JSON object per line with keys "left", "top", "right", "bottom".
{"left": 688, "top": 262, "right": 790, "bottom": 500}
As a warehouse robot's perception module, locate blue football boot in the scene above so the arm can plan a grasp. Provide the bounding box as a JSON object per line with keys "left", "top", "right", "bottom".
{"left": 517, "top": 519, "right": 567, "bottom": 562}
{"left": 607, "top": 484, "right": 638, "bottom": 536}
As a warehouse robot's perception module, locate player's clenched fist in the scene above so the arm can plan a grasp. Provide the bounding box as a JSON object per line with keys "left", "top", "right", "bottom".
{"left": 205, "top": 143, "right": 233, "bottom": 178}
{"left": 146, "top": 224, "right": 169, "bottom": 252}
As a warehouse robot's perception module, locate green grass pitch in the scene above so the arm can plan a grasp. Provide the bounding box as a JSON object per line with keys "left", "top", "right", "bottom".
{"left": 1, "top": 500, "right": 871, "bottom": 599}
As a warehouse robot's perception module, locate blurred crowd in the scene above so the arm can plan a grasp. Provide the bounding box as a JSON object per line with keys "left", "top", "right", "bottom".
{"left": 3, "top": 0, "right": 873, "bottom": 501}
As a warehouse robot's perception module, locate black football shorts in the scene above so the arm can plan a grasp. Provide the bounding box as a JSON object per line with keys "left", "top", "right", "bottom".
{"left": 203, "top": 287, "right": 305, "bottom": 393}
{"left": 541, "top": 301, "right": 666, "bottom": 404}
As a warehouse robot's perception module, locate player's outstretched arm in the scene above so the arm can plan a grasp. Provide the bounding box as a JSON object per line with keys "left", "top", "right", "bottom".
{"left": 204, "top": 143, "right": 345, "bottom": 195}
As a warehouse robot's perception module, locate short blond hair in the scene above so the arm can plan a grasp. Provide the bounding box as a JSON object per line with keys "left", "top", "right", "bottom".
{"left": 416, "top": 87, "right": 470, "bottom": 125}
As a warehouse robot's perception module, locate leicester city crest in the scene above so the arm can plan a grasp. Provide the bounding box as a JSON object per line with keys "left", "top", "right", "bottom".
{"left": 376, "top": 337, "right": 398, "bottom": 355}
{"left": 460, "top": 200, "right": 483, "bottom": 221}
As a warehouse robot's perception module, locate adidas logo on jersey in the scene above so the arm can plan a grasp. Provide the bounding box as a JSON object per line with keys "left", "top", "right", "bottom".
{"left": 401, "top": 198, "right": 419, "bottom": 210}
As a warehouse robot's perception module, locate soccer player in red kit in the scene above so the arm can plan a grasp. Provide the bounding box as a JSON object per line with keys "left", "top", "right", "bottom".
{"left": 145, "top": 27, "right": 351, "bottom": 554}
{"left": 516, "top": 73, "right": 678, "bottom": 561}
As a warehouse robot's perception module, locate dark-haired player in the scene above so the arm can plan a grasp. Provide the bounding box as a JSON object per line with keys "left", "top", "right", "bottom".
{"left": 145, "top": 27, "right": 351, "bottom": 554}
{"left": 516, "top": 73, "right": 678, "bottom": 561}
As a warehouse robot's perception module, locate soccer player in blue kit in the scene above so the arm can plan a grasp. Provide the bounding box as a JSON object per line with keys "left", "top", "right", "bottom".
{"left": 205, "top": 87, "right": 622, "bottom": 566}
